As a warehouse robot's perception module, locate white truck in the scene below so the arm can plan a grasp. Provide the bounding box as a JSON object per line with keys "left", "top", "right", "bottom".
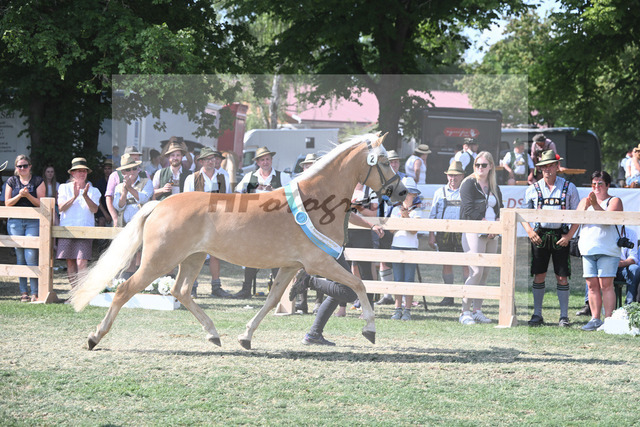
{"left": 241, "top": 128, "right": 340, "bottom": 176}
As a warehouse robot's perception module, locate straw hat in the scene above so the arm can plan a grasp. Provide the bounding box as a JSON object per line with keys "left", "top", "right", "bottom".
{"left": 197, "top": 147, "right": 223, "bottom": 161}
{"left": 253, "top": 146, "right": 276, "bottom": 161}
{"left": 414, "top": 144, "right": 432, "bottom": 155}
{"left": 165, "top": 141, "right": 187, "bottom": 156}
{"left": 67, "top": 157, "right": 92, "bottom": 174}
{"left": 300, "top": 153, "right": 318, "bottom": 166}
{"left": 401, "top": 177, "right": 421, "bottom": 195}
{"left": 535, "top": 150, "right": 563, "bottom": 166}
{"left": 116, "top": 154, "right": 142, "bottom": 171}
{"left": 444, "top": 161, "right": 464, "bottom": 175}
{"left": 387, "top": 150, "right": 400, "bottom": 161}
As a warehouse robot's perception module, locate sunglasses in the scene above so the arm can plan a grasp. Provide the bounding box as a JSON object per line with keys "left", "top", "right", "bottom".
{"left": 591, "top": 182, "right": 606, "bottom": 187}
{"left": 16, "top": 164, "right": 30, "bottom": 169}
{"left": 475, "top": 163, "right": 489, "bottom": 169}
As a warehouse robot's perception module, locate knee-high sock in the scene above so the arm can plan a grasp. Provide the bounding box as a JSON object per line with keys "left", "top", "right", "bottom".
{"left": 557, "top": 283, "right": 570, "bottom": 318}
{"left": 532, "top": 282, "right": 545, "bottom": 317}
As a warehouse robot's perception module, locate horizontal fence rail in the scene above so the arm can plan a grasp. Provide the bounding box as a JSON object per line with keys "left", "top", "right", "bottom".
{"left": 3, "top": 198, "right": 640, "bottom": 327}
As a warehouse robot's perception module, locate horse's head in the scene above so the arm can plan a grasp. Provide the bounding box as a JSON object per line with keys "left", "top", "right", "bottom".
{"left": 359, "top": 133, "right": 407, "bottom": 204}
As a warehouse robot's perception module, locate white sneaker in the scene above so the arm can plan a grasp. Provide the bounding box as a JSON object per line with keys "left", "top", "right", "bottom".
{"left": 472, "top": 310, "right": 492, "bottom": 324}
{"left": 459, "top": 311, "right": 476, "bottom": 325}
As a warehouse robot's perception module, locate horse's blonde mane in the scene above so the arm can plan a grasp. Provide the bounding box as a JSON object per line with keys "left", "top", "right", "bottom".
{"left": 294, "top": 133, "right": 388, "bottom": 182}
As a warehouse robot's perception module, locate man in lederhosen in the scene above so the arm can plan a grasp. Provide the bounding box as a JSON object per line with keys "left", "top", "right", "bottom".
{"left": 521, "top": 150, "right": 580, "bottom": 327}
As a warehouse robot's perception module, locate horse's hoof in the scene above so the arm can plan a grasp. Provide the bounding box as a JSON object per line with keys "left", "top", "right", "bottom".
{"left": 239, "top": 339, "right": 251, "bottom": 350}
{"left": 362, "top": 330, "right": 376, "bottom": 344}
{"left": 208, "top": 336, "right": 222, "bottom": 347}
{"left": 88, "top": 337, "right": 98, "bottom": 351}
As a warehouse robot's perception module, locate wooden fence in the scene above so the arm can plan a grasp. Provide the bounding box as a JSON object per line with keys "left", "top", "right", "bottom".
{"left": 2, "top": 197, "right": 640, "bottom": 327}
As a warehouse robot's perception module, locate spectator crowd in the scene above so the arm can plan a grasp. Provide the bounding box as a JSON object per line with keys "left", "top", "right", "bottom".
{"left": 2, "top": 132, "right": 638, "bottom": 345}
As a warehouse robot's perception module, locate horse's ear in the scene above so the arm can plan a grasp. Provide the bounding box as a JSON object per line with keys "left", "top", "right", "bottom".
{"left": 373, "top": 132, "right": 388, "bottom": 147}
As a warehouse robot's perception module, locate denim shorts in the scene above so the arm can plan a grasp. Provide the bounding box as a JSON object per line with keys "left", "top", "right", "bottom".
{"left": 582, "top": 254, "right": 619, "bottom": 278}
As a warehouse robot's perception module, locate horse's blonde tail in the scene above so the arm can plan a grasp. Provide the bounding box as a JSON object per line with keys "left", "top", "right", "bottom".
{"left": 69, "top": 201, "right": 161, "bottom": 311}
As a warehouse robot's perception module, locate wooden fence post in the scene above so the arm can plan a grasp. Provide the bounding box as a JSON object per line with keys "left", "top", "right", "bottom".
{"left": 36, "top": 198, "right": 57, "bottom": 303}
{"left": 497, "top": 209, "right": 518, "bottom": 327}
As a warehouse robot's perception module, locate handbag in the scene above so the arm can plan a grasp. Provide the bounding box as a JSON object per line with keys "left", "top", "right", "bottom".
{"left": 569, "top": 226, "right": 581, "bottom": 257}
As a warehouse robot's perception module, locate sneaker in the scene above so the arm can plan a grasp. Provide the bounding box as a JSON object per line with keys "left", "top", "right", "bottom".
{"left": 459, "top": 311, "right": 476, "bottom": 325}
{"left": 472, "top": 310, "right": 492, "bottom": 324}
{"left": 528, "top": 314, "right": 544, "bottom": 327}
{"left": 375, "top": 295, "right": 394, "bottom": 305}
{"left": 391, "top": 308, "right": 403, "bottom": 320}
{"left": 288, "top": 269, "right": 310, "bottom": 301}
{"left": 302, "top": 333, "right": 336, "bottom": 346}
{"left": 401, "top": 309, "right": 411, "bottom": 321}
{"left": 576, "top": 303, "right": 591, "bottom": 316}
{"left": 558, "top": 317, "right": 571, "bottom": 328}
{"left": 581, "top": 318, "right": 603, "bottom": 331}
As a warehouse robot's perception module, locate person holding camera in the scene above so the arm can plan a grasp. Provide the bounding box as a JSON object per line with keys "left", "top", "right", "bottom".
{"left": 577, "top": 171, "right": 624, "bottom": 331}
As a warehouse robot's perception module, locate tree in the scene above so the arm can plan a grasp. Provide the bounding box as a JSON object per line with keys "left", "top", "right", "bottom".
{"left": 457, "top": 11, "right": 550, "bottom": 126}
{"left": 224, "top": 0, "right": 528, "bottom": 151}
{"left": 0, "top": 0, "right": 253, "bottom": 175}
{"left": 532, "top": 0, "right": 640, "bottom": 167}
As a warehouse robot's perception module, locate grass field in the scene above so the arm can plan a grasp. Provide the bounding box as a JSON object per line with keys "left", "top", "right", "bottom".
{"left": 1, "top": 240, "right": 639, "bottom": 426}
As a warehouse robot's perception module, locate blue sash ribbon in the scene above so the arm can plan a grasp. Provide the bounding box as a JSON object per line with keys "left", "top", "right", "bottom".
{"left": 284, "top": 182, "right": 343, "bottom": 259}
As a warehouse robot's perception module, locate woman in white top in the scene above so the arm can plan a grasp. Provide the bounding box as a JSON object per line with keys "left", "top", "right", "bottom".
{"left": 404, "top": 144, "right": 431, "bottom": 184}
{"left": 390, "top": 177, "right": 422, "bottom": 321}
{"left": 626, "top": 147, "right": 640, "bottom": 186}
{"left": 57, "top": 158, "right": 101, "bottom": 286}
{"left": 577, "top": 171, "right": 623, "bottom": 331}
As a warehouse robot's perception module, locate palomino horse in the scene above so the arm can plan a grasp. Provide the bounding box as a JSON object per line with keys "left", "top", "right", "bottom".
{"left": 70, "top": 133, "right": 406, "bottom": 350}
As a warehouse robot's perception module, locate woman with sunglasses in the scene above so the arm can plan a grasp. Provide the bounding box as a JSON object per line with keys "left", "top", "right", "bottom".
{"left": 577, "top": 171, "right": 623, "bottom": 331}
{"left": 5, "top": 155, "right": 46, "bottom": 302}
{"left": 56, "top": 158, "right": 101, "bottom": 287}
{"left": 458, "top": 151, "right": 503, "bottom": 325}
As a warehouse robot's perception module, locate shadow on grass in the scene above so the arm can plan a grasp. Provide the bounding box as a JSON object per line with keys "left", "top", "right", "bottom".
{"left": 118, "top": 345, "right": 625, "bottom": 366}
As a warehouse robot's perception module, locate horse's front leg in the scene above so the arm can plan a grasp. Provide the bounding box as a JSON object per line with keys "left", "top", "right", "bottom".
{"left": 238, "top": 266, "right": 299, "bottom": 350}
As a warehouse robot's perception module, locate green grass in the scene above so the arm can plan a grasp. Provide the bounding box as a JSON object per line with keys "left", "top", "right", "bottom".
{"left": 1, "top": 240, "right": 638, "bottom": 426}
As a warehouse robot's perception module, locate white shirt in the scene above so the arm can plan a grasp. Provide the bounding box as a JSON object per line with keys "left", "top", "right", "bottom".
{"left": 235, "top": 168, "right": 291, "bottom": 193}
{"left": 501, "top": 151, "right": 534, "bottom": 176}
{"left": 152, "top": 166, "right": 185, "bottom": 196}
{"left": 183, "top": 168, "right": 231, "bottom": 193}
{"left": 405, "top": 155, "right": 426, "bottom": 184}
{"left": 390, "top": 206, "right": 420, "bottom": 248}
{"left": 454, "top": 149, "right": 476, "bottom": 171}
{"left": 57, "top": 182, "right": 101, "bottom": 227}
{"left": 144, "top": 162, "right": 162, "bottom": 179}
{"left": 113, "top": 177, "right": 154, "bottom": 225}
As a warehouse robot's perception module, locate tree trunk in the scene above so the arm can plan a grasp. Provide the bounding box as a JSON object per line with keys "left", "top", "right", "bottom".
{"left": 269, "top": 74, "right": 282, "bottom": 129}
{"left": 371, "top": 75, "right": 403, "bottom": 152}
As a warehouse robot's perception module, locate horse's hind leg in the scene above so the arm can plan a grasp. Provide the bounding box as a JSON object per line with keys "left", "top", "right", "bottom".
{"left": 88, "top": 265, "right": 162, "bottom": 350}
{"left": 238, "top": 266, "right": 298, "bottom": 350}
{"left": 170, "top": 253, "right": 222, "bottom": 346}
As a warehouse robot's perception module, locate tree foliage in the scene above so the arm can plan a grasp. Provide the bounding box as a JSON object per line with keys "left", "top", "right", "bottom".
{"left": 224, "top": 0, "right": 528, "bottom": 150}
{"left": 0, "top": 0, "right": 253, "bottom": 176}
